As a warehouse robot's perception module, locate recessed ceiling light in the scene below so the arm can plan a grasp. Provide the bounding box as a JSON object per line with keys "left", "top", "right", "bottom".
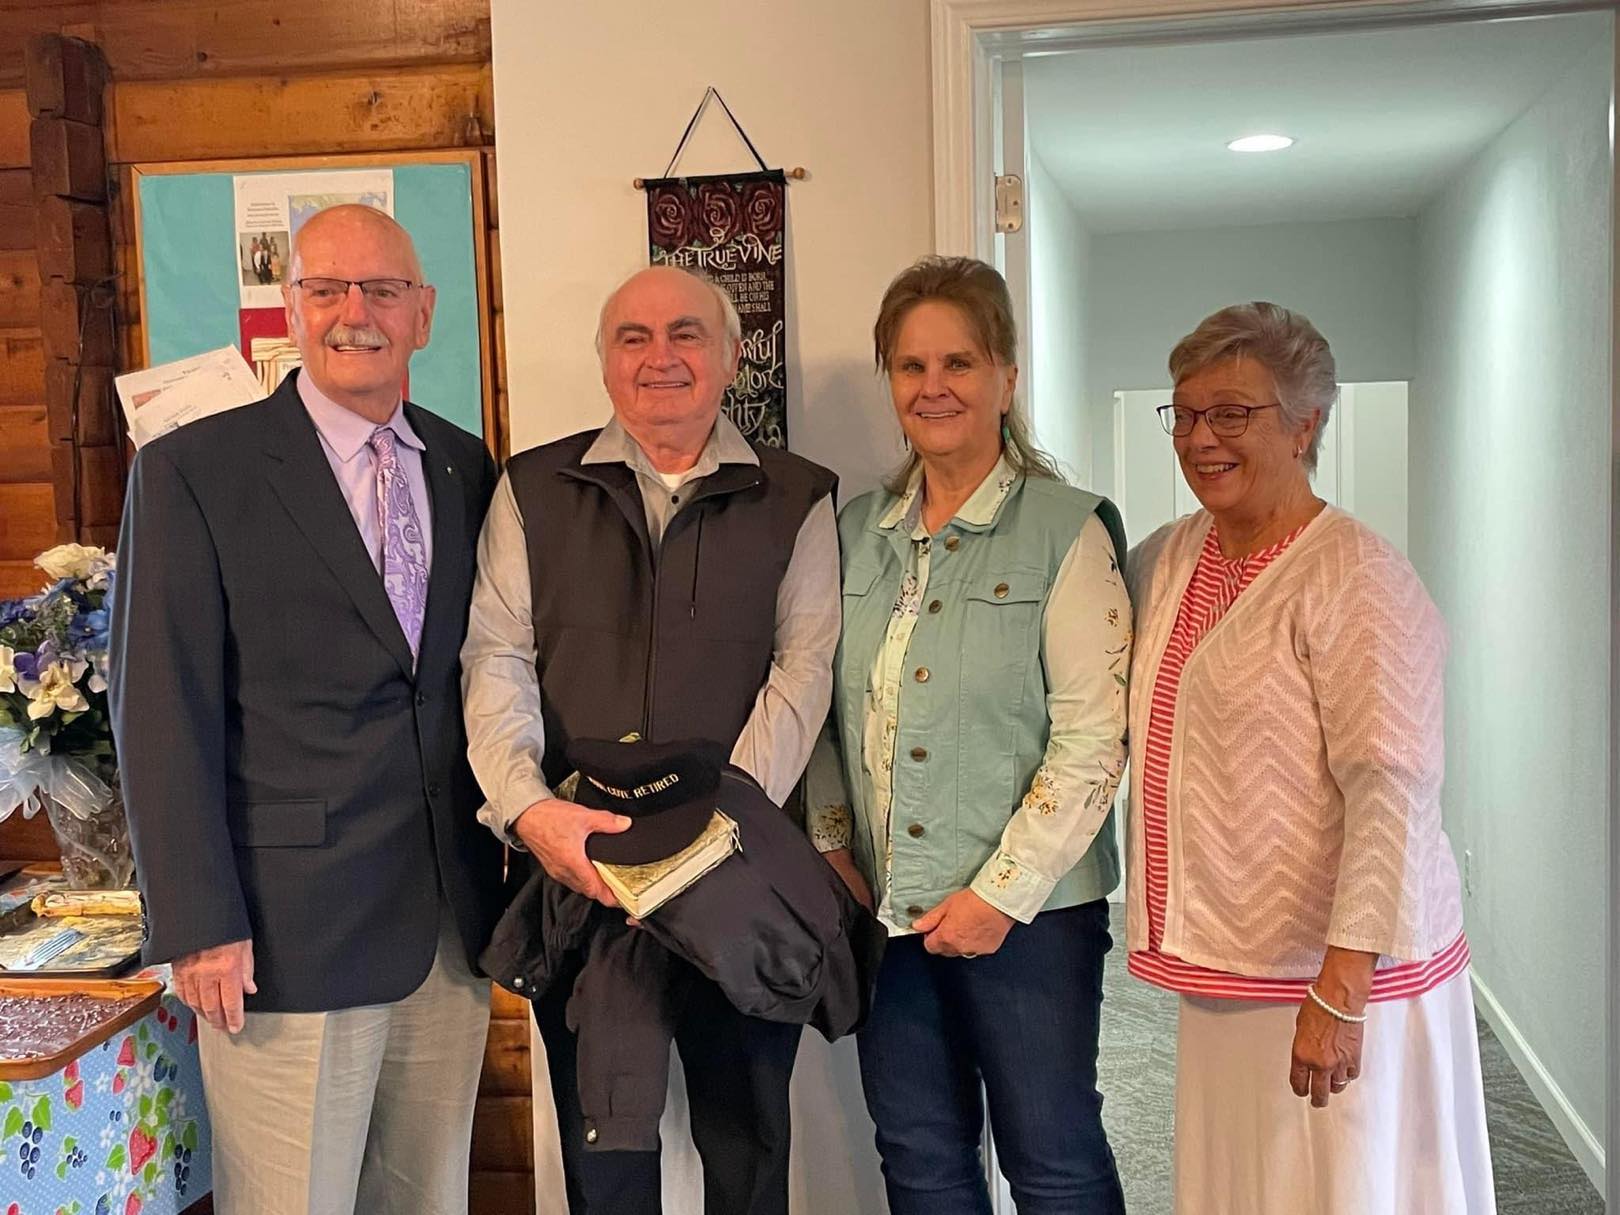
{"left": 1227, "top": 134, "right": 1295, "bottom": 153}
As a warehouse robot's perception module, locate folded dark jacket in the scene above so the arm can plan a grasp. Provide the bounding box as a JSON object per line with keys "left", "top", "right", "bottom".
{"left": 480, "top": 765, "right": 886, "bottom": 1150}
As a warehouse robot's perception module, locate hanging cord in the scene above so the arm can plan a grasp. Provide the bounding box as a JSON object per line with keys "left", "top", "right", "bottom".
{"left": 662, "top": 86, "right": 770, "bottom": 179}
{"left": 634, "top": 87, "right": 805, "bottom": 188}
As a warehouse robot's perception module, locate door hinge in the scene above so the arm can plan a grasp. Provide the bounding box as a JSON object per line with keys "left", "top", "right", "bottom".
{"left": 994, "top": 173, "right": 1024, "bottom": 234}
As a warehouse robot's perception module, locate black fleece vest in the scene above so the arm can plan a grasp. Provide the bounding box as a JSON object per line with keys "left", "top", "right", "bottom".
{"left": 505, "top": 429, "right": 836, "bottom": 789}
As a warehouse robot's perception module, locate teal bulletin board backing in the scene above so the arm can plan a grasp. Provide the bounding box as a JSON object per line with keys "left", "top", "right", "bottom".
{"left": 135, "top": 159, "right": 484, "bottom": 438}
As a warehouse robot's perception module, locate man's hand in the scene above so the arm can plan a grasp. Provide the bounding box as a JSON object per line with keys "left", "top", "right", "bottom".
{"left": 821, "top": 847, "right": 874, "bottom": 912}
{"left": 912, "top": 889, "right": 1015, "bottom": 958}
{"left": 513, "top": 797, "right": 632, "bottom": 907}
{"left": 173, "top": 938, "right": 256, "bottom": 1034}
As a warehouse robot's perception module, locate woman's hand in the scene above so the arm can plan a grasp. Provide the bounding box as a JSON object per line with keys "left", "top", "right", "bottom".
{"left": 821, "top": 847, "right": 874, "bottom": 912}
{"left": 1289, "top": 946, "right": 1376, "bottom": 1107}
{"left": 912, "top": 889, "right": 1015, "bottom": 958}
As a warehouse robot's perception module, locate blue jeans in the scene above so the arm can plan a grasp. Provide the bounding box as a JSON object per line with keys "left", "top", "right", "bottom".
{"left": 857, "top": 900, "right": 1126, "bottom": 1215}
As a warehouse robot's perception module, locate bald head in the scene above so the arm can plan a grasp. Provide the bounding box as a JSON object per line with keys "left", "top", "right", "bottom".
{"left": 281, "top": 204, "right": 436, "bottom": 423}
{"left": 596, "top": 265, "right": 740, "bottom": 364}
{"left": 290, "top": 204, "right": 423, "bottom": 285}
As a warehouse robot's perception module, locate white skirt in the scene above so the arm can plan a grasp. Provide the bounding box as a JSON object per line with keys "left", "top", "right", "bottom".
{"left": 1172, "top": 971, "right": 1496, "bottom": 1214}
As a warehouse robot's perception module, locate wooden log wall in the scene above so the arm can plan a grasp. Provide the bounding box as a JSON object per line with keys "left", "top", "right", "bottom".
{"left": 2, "top": 6, "right": 525, "bottom": 1209}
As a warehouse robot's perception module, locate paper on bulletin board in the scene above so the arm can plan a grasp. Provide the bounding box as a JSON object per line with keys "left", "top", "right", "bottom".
{"left": 233, "top": 169, "right": 394, "bottom": 309}
{"left": 114, "top": 346, "right": 266, "bottom": 448}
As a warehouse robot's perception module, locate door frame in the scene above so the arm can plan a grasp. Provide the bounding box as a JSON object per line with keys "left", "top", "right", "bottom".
{"left": 931, "top": 0, "right": 1616, "bottom": 257}
{"left": 930, "top": 0, "right": 1619, "bottom": 1208}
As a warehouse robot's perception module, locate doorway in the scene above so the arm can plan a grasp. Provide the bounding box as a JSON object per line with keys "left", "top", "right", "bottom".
{"left": 939, "top": 3, "right": 1614, "bottom": 1211}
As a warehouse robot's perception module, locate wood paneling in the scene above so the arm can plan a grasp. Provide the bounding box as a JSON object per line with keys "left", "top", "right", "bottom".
{"left": 0, "top": 250, "right": 41, "bottom": 327}
{"left": 0, "top": 169, "right": 35, "bottom": 249}
{"left": 469, "top": 1171, "right": 535, "bottom": 1215}
{"left": 0, "top": 808, "right": 61, "bottom": 863}
{"left": 38, "top": 195, "right": 112, "bottom": 283}
{"left": 24, "top": 33, "right": 107, "bottom": 125}
{"left": 44, "top": 361, "right": 117, "bottom": 446}
{"left": 477, "top": 1016, "right": 532, "bottom": 1097}
{"left": 469, "top": 1094, "right": 533, "bottom": 1173}
{"left": 0, "top": 482, "right": 58, "bottom": 553}
{"left": 0, "top": 91, "right": 27, "bottom": 169}
{"left": 40, "top": 280, "right": 116, "bottom": 364}
{"left": 0, "top": 404, "right": 50, "bottom": 482}
{"left": 0, "top": 1, "right": 490, "bottom": 87}
{"left": 0, "top": 559, "right": 45, "bottom": 599}
{"left": 0, "top": 330, "right": 45, "bottom": 405}
{"left": 29, "top": 115, "right": 106, "bottom": 201}
{"left": 107, "top": 64, "right": 493, "bottom": 162}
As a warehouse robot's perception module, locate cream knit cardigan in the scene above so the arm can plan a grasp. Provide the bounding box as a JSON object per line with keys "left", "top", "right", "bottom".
{"left": 1124, "top": 507, "right": 1465, "bottom": 977}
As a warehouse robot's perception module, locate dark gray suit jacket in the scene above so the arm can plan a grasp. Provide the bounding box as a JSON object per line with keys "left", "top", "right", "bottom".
{"left": 108, "top": 371, "right": 503, "bottom": 1012}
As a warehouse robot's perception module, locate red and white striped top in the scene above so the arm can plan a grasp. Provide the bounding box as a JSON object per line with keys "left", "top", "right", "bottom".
{"left": 1127, "top": 522, "right": 1470, "bottom": 1003}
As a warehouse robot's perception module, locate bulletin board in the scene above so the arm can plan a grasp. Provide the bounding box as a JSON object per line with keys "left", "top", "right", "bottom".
{"left": 129, "top": 150, "right": 493, "bottom": 441}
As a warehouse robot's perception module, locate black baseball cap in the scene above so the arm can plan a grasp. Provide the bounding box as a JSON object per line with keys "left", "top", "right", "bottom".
{"left": 570, "top": 737, "right": 727, "bottom": 866}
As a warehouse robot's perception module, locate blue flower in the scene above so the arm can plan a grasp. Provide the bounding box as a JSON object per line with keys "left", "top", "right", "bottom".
{"left": 68, "top": 608, "right": 109, "bottom": 648}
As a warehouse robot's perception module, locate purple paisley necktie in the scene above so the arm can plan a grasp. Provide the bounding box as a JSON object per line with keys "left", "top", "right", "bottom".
{"left": 368, "top": 426, "right": 429, "bottom": 661}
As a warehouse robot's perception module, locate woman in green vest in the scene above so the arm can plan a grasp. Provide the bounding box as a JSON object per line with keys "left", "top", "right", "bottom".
{"left": 807, "top": 256, "right": 1130, "bottom": 1214}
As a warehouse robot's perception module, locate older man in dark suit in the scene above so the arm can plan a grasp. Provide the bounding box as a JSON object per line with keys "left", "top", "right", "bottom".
{"left": 109, "top": 204, "right": 502, "bottom": 1215}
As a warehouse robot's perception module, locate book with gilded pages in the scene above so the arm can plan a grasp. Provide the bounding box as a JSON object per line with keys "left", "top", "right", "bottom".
{"left": 592, "top": 809, "right": 739, "bottom": 917}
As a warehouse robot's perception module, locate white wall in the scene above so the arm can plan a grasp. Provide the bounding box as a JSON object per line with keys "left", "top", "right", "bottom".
{"left": 1028, "top": 149, "right": 1094, "bottom": 481}
{"left": 1412, "top": 25, "right": 1612, "bottom": 1186}
{"left": 1081, "top": 217, "right": 1418, "bottom": 499}
{"left": 490, "top": 3, "right": 933, "bottom": 1210}
{"left": 491, "top": 0, "right": 932, "bottom": 503}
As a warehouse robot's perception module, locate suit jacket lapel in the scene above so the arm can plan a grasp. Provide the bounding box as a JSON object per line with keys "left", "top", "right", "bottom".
{"left": 409, "top": 403, "right": 469, "bottom": 674}
{"left": 262, "top": 378, "right": 416, "bottom": 680}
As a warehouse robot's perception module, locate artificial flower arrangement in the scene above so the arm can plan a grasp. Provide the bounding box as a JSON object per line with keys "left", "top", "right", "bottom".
{"left": 0, "top": 543, "right": 132, "bottom": 887}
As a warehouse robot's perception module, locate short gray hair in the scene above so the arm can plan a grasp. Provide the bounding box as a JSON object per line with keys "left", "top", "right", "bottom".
{"left": 595, "top": 265, "right": 742, "bottom": 364}
{"left": 1168, "top": 301, "right": 1337, "bottom": 472}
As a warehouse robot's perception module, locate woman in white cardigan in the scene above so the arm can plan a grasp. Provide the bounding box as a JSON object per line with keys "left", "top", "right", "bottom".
{"left": 1126, "top": 302, "right": 1495, "bottom": 1213}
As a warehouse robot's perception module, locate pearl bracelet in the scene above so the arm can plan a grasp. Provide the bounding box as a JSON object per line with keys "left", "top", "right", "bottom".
{"left": 1306, "top": 984, "right": 1368, "bottom": 1024}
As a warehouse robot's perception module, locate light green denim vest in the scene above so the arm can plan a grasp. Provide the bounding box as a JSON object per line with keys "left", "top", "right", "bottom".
{"left": 830, "top": 473, "right": 1128, "bottom": 920}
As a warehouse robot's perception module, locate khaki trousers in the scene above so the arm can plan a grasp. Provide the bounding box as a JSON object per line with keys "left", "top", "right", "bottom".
{"left": 197, "top": 908, "right": 489, "bottom": 1215}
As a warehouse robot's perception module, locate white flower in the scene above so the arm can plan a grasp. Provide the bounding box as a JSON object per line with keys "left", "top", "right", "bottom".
{"left": 0, "top": 644, "right": 15, "bottom": 694}
{"left": 34, "top": 542, "right": 107, "bottom": 582}
{"left": 23, "top": 659, "right": 89, "bottom": 719}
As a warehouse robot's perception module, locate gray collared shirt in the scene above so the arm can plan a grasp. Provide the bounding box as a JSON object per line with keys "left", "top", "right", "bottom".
{"left": 461, "top": 412, "right": 840, "bottom": 842}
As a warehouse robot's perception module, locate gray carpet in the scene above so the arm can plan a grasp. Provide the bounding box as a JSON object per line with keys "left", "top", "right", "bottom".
{"left": 1094, "top": 946, "right": 1603, "bottom": 1213}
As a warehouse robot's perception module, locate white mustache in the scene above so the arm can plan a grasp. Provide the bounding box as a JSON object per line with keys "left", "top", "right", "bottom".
{"left": 327, "top": 324, "right": 388, "bottom": 350}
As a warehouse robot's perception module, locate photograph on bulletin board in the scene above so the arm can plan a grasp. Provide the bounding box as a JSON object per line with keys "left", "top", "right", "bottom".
{"left": 130, "top": 152, "right": 492, "bottom": 442}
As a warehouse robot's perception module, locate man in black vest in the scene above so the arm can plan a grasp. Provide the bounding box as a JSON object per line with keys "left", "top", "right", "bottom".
{"left": 461, "top": 265, "right": 839, "bottom": 1214}
{"left": 110, "top": 206, "right": 503, "bottom": 1213}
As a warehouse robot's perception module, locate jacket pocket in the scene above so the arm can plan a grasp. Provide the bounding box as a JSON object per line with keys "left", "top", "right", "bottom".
{"left": 960, "top": 570, "right": 1047, "bottom": 687}
{"left": 227, "top": 799, "right": 327, "bottom": 847}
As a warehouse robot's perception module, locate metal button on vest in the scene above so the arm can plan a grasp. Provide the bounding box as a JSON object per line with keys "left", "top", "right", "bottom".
{"left": 585, "top": 1127, "right": 598, "bottom": 1145}
{"left": 909, "top": 746, "right": 928, "bottom": 761}
{"left": 906, "top": 822, "right": 925, "bottom": 838}
{"left": 906, "top": 904, "right": 925, "bottom": 918}
{"left": 994, "top": 582, "right": 1010, "bottom": 598}
{"left": 512, "top": 975, "right": 525, "bottom": 989}
{"left": 927, "top": 599, "right": 942, "bottom": 614}
{"left": 914, "top": 667, "right": 930, "bottom": 683}
{"left": 944, "top": 535, "right": 960, "bottom": 551}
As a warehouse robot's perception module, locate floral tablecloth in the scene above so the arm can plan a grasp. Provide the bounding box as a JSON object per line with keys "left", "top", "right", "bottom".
{"left": 0, "top": 993, "right": 209, "bottom": 1215}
